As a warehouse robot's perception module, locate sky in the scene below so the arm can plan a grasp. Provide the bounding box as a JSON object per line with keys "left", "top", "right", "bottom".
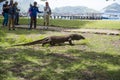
{"left": 35, "top": 0, "right": 120, "bottom": 10}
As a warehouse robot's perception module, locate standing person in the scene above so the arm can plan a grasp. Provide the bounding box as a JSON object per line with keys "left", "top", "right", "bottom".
{"left": 28, "top": 4, "right": 32, "bottom": 28}
{"left": 29, "top": 1, "right": 43, "bottom": 30}
{"left": 28, "top": 4, "right": 32, "bottom": 17}
{"left": 2, "top": 1, "right": 9, "bottom": 27}
{"left": 43, "top": 2, "right": 51, "bottom": 26}
{"left": 8, "top": 0, "right": 16, "bottom": 30}
{"left": 14, "top": 2, "right": 20, "bottom": 25}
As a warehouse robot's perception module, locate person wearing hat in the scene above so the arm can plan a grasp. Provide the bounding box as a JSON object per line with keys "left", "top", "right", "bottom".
{"left": 29, "top": 1, "right": 43, "bottom": 29}
{"left": 2, "top": 1, "right": 9, "bottom": 26}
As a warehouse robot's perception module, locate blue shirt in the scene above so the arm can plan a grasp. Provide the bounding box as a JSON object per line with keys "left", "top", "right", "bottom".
{"left": 30, "top": 6, "right": 42, "bottom": 17}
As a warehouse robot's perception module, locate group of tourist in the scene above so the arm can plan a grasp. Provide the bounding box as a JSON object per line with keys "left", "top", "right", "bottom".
{"left": 2, "top": 0, "right": 51, "bottom": 30}
{"left": 2, "top": 0, "right": 20, "bottom": 30}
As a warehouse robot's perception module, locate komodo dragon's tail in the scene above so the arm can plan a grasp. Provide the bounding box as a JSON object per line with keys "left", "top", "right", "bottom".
{"left": 13, "top": 38, "right": 47, "bottom": 46}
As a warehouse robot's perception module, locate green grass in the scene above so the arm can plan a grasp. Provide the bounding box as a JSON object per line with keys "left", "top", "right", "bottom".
{"left": 20, "top": 17, "right": 120, "bottom": 30}
{"left": 0, "top": 17, "right": 120, "bottom": 29}
{"left": 0, "top": 27, "right": 120, "bottom": 80}
{"left": 20, "top": 18, "right": 120, "bottom": 29}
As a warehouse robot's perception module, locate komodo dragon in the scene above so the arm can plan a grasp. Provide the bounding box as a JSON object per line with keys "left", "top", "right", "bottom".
{"left": 14, "top": 34, "right": 85, "bottom": 46}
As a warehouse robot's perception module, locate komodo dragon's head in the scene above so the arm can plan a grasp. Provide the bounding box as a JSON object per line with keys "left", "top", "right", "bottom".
{"left": 70, "top": 34, "right": 85, "bottom": 40}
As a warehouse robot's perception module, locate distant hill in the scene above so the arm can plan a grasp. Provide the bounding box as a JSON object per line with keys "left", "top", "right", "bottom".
{"left": 1, "top": 0, "right": 120, "bottom": 14}
{"left": 0, "top": 0, "right": 34, "bottom": 13}
{"left": 15, "top": 0, "right": 44, "bottom": 13}
{"left": 101, "top": 3, "right": 120, "bottom": 13}
{"left": 53, "top": 6, "right": 98, "bottom": 15}
{"left": 0, "top": 0, "right": 44, "bottom": 13}
{"left": 17, "top": 0, "right": 34, "bottom": 13}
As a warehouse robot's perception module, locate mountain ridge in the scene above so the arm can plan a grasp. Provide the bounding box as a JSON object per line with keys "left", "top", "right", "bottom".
{"left": 101, "top": 3, "right": 120, "bottom": 13}
{"left": 0, "top": 1, "right": 120, "bottom": 14}
{"left": 53, "top": 6, "right": 99, "bottom": 14}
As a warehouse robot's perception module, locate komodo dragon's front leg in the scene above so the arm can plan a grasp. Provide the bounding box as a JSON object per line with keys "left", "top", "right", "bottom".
{"left": 68, "top": 38, "right": 74, "bottom": 45}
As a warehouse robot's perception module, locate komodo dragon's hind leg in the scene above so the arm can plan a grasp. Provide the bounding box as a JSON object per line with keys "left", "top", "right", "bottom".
{"left": 41, "top": 38, "right": 51, "bottom": 46}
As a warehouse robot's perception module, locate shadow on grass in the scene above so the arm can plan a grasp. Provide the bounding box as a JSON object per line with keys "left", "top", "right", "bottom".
{"left": 19, "top": 18, "right": 94, "bottom": 29}
{"left": 0, "top": 47, "right": 120, "bottom": 80}
{"left": 0, "top": 26, "right": 47, "bottom": 35}
{"left": 0, "top": 28, "right": 6, "bottom": 38}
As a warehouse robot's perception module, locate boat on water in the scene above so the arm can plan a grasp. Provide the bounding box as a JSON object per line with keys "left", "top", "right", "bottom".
{"left": 102, "top": 13, "right": 120, "bottom": 20}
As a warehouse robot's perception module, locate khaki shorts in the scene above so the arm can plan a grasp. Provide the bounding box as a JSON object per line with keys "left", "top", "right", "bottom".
{"left": 44, "top": 15, "right": 50, "bottom": 23}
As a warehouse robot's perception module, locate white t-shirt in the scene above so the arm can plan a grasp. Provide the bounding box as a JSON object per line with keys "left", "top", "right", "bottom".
{"left": 44, "top": 6, "right": 51, "bottom": 15}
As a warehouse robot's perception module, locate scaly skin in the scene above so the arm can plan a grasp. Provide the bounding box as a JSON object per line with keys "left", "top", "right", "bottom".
{"left": 14, "top": 34, "right": 85, "bottom": 46}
